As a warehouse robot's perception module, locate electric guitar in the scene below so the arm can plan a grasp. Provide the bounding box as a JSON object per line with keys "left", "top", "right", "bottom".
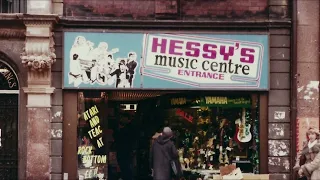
{"left": 236, "top": 108, "right": 252, "bottom": 143}
{"left": 219, "top": 120, "right": 225, "bottom": 164}
{"left": 219, "top": 119, "right": 229, "bottom": 164}
{"left": 219, "top": 133, "right": 230, "bottom": 164}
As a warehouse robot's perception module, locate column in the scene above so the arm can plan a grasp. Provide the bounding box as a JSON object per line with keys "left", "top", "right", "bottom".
{"left": 21, "top": 16, "right": 57, "bottom": 180}
{"left": 296, "top": 0, "right": 320, "bottom": 153}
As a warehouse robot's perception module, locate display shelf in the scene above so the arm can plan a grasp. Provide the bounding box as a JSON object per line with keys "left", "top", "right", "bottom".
{"left": 232, "top": 160, "right": 251, "bottom": 163}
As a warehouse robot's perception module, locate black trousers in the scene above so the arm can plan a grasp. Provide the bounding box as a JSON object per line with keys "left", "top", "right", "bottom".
{"left": 117, "top": 154, "right": 133, "bottom": 180}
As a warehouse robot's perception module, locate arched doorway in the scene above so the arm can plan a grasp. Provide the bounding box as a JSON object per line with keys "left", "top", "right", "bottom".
{"left": 0, "top": 60, "right": 19, "bottom": 179}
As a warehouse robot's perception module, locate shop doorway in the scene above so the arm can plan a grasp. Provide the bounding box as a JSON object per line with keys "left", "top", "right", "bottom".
{"left": 74, "top": 91, "right": 262, "bottom": 180}
{"left": 0, "top": 60, "right": 19, "bottom": 179}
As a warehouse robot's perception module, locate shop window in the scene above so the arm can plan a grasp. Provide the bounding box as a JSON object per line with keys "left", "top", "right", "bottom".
{"left": 77, "top": 92, "right": 110, "bottom": 180}
{"left": 76, "top": 91, "right": 260, "bottom": 179}
{"left": 158, "top": 95, "right": 260, "bottom": 176}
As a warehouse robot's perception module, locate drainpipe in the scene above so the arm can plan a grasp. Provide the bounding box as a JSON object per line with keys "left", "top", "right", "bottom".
{"left": 291, "top": 0, "right": 298, "bottom": 179}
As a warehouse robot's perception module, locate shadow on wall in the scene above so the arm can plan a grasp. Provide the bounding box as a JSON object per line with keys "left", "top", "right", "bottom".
{"left": 63, "top": 0, "right": 278, "bottom": 20}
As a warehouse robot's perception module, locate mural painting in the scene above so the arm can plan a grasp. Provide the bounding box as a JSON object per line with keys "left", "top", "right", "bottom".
{"left": 68, "top": 35, "right": 138, "bottom": 88}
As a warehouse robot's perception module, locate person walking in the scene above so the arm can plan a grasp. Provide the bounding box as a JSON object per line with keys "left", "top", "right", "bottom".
{"left": 298, "top": 143, "right": 320, "bottom": 180}
{"left": 150, "top": 127, "right": 182, "bottom": 180}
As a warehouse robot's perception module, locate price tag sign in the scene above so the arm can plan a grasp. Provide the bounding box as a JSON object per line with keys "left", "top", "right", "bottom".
{"left": 236, "top": 156, "right": 240, "bottom": 161}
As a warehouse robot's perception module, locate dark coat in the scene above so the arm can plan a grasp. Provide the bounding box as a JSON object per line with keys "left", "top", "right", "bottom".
{"left": 114, "top": 124, "right": 134, "bottom": 156}
{"left": 301, "top": 152, "right": 320, "bottom": 180}
{"left": 127, "top": 60, "right": 137, "bottom": 75}
{"left": 150, "top": 135, "right": 180, "bottom": 180}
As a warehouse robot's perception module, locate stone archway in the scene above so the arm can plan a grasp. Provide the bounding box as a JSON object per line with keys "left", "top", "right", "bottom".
{"left": 0, "top": 59, "right": 19, "bottom": 179}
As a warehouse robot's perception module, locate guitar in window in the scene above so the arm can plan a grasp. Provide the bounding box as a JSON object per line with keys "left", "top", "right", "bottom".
{"left": 236, "top": 108, "right": 252, "bottom": 143}
{"left": 219, "top": 119, "right": 231, "bottom": 164}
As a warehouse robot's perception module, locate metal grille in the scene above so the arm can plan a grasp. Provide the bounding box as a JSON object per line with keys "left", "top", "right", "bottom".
{"left": 108, "top": 91, "right": 181, "bottom": 101}
{"left": 0, "top": 0, "right": 13, "bottom": 13}
{"left": 0, "top": 94, "right": 18, "bottom": 180}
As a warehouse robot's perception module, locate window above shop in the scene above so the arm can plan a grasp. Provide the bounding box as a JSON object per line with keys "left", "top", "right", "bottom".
{"left": 0, "top": 0, "right": 25, "bottom": 13}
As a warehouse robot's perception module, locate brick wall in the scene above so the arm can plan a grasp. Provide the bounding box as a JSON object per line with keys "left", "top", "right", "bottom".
{"left": 267, "top": 29, "right": 291, "bottom": 179}
{"left": 180, "top": 0, "right": 267, "bottom": 18}
{"left": 50, "top": 29, "right": 64, "bottom": 180}
{"left": 64, "top": 0, "right": 155, "bottom": 18}
{"left": 64, "top": 0, "right": 289, "bottom": 20}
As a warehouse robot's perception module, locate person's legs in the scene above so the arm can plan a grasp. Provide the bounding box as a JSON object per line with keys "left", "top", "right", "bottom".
{"left": 117, "top": 155, "right": 133, "bottom": 180}
{"left": 127, "top": 75, "right": 133, "bottom": 87}
{"left": 122, "top": 162, "right": 133, "bottom": 180}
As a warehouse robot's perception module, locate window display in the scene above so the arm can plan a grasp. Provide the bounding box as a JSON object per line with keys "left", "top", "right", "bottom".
{"left": 159, "top": 95, "right": 260, "bottom": 176}
{"left": 77, "top": 93, "right": 109, "bottom": 180}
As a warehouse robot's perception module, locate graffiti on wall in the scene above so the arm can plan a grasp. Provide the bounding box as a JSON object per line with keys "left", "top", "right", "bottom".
{"left": 274, "top": 111, "right": 285, "bottom": 120}
{"left": 269, "top": 140, "right": 290, "bottom": 156}
{"left": 268, "top": 157, "right": 290, "bottom": 173}
{"left": 297, "top": 81, "right": 319, "bottom": 102}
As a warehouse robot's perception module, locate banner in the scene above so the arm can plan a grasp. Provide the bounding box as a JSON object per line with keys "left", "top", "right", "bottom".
{"left": 63, "top": 32, "right": 268, "bottom": 90}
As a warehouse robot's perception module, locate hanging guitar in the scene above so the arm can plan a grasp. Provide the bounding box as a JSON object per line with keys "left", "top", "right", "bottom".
{"left": 219, "top": 119, "right": 229, "bottom": 164}
{"left": 236, "top": 108, "right": 252, "bottom": 143}
{"left": 219, "top": 129, "right": 225, "bottom": 164}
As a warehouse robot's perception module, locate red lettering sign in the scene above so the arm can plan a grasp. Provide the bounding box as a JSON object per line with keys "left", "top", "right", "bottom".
{"left": 175, "top": 108, "right": 193, "bottom": 123}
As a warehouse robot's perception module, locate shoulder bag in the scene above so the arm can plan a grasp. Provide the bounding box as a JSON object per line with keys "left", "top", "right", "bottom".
{"left": 159, "top": 146, "right": 179, "bottom": 177}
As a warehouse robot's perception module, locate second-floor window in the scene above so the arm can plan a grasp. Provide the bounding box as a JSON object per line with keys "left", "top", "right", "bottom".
{"left": 1, "top": 0, "right": 13, "bottom": 13}
{"left": 0, "top": 0, "right": 25, "bottom": 13}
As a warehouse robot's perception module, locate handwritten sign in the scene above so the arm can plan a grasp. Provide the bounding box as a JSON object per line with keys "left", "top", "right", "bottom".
{"left": 85, "top": 167, "right": 98, "bottom": 179}
{"left": 82, "top": 155, "right": 107, "bottom": 164}
{"left": 78, "top": 146, "right": 93, "bottom": 155}
{"left": 78, "top": 105, "right": 108, "bottom": 179}
{"left": 77, "top": 147, "right": 107, "bottom": 164}
{"left": 78, "top": 167, "right": 99, "bottom": 179}
{"left": 176, "top": 108, "right": 193, "bottom": 123}
{"left": 83, "top": 105, "right": 104, "bottom": 148}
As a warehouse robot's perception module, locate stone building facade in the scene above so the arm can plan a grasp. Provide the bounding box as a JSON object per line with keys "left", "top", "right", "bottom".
{"left": 0, "top": 0, "right": 318, "bottom": 179}
{"left": 0, "top": 2, "right": 60, "bottom": 180}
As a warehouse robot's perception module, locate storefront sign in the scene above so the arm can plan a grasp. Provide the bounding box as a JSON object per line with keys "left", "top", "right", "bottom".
{"left": 171, "top": 98, "right": 187, "bottom": 105}
{"left": 168, "top": 96, "right": 251, "bottom": 108}
{"left": 202, "top": 96, "right": 251, "bottom": 107}
{"left": 63, "top": 32, "right": 268, "bottom": 90}
{"left": 0, "top": 61, "right": 18, "bottom": 90}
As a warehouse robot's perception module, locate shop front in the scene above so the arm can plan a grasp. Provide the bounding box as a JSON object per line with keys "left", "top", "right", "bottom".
{"left": 62, "top": 31, "right": 269, "bottom": 180}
